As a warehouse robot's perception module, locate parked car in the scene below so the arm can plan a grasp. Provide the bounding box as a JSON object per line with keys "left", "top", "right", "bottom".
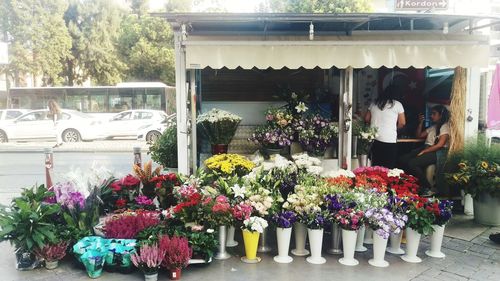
{"left": 102, "top": 110, "right": 169, "bottom": 139}
{"left": 137, "top": 113, "right": 176, "bottom": 142}
{"left": 0, "top": 109, "right": 102, "bottom": 143}
{"left": 0, "top": 109, "right": 29, "bottom": 121}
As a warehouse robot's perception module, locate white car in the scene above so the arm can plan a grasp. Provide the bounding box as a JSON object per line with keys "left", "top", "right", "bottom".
{"left": 103, "top": 110, "right": 169, "bottom": 139}
{"left": 0, "top": 109, "right": 102, "bottom": 143}
{"left": 0, "top": 109, "right": 29, "bottom": 121}
{"left": 137, "top": 114, "right": 176, "bottom": 142}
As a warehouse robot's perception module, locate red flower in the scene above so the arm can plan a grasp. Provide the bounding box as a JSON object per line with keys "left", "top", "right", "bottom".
{"left": 121, "top": 174, "right": 140, "bottom": 187}
{"left": 115, "top": 198, "right": 127, "bottom": 208}
{"left": 110, "top": 182, "right": 122, "bottom": 192}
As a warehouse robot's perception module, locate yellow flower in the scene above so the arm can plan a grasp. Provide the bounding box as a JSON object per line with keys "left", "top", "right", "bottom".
{"left": 481, "top": 161, "right": 488, "bottom": 169}
{"left": 458, "top": 162, "right": 467, "bottom": 169}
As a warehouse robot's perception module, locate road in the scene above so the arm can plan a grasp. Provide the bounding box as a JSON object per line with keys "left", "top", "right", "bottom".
{"left": 0, "top": 151, "right": 152, "bottom": 205}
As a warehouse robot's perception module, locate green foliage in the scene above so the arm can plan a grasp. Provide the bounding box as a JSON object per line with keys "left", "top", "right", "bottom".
{"left": 406, "top": 206, "right": 435, "bottom": 235}
{"left": 1, "top": 0, "right": 71, "bottom": 86}
{"left": 0, "top": 185, "right": 60, "bottom": 252}
{"left": 258, "top": 0, "right": 372, "bottom": 13}
{"left": 63, "top": 0, "right": 126, "bottom": 85}
{"left": 61, "top": 187, "right": 102, "bottom": 242}
{"left": 118, "top": 15, "right": 175, "bottom": 84}
{"left": 149, "top": 124, "right": 178, "bottom": 168}
{"left": 446, "top": 136, "right": 500, "bottom": 198}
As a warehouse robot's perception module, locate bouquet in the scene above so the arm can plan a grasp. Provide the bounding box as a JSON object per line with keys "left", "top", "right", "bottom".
{"left": 405, "top": 196, "right": 435, "bottom": 235}
{"left": 242, "top": 216, "right": 268, "bottom": 233}
{"left": 365, "top": 208, "right": 407, "bottom": 239}
{"left": 249, "top": 124, "right": 294, "bottom": 149}
{"left": 334, "top": 208, "right": 365, "bottom": 231}
{"left": 425, "top": 199, "right": 453, "bottom": 226}
{"left": 446, "top": 160, "right": 499, "bottom": 198}
{"left": 232, "top": 202, "right": 253, "bottom": 223}
{"left": 197, "top": 108, "right": 242, "bottom": 145}
{"left": 291, "top": 153, "right": 323, "bottom": 176}
{"left": 294, "top": 114, "right": 338, "bottom": 157}
{"left": 150, "top": 173, "right": 180, "bottom": 209}
{"left": 271, "top": 211, "right": 297, "bottom": 228}
{"left": 205, "top": 154, "right": 255, "bottom": 177}
{"left": 353, "top": 121, "right": 377, "bottom": 155}
{"left": 265, "top": 107, "right": 294, "bottom": 128}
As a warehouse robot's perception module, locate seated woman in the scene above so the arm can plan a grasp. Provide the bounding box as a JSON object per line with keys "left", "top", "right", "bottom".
{"left": 398, "top": 105, "right": 450, "bottom": 196}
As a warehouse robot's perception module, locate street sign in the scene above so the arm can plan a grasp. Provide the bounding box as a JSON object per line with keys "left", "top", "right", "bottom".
{"left": 0, "top": 42, "right": 7, "bottom": 64}
{"left": 395, "top": 0, "right": 448, "bottom": 10}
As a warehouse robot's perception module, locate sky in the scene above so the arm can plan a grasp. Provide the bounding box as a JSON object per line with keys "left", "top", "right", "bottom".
{"left": 149, "top": 0, "right": 264, "bottom": 12}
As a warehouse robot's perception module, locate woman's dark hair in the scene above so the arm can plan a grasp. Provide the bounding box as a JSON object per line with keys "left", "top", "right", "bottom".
{"left": 432, "top": 105, "right": 450, "bottom": 136}
{"left": 376, "top": 84, "right": 399, "bottom": 110}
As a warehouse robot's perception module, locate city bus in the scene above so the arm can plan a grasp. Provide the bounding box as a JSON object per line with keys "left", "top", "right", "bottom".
{"left": 8, "top": 82, "right": 176, "bottom": 116}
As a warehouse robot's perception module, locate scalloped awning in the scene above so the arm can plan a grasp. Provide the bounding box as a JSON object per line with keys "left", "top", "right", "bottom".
{"left": 185, "top": 43, "right": 489, "bottom": 69}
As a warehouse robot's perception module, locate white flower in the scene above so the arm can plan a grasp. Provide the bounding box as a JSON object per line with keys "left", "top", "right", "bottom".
{"left": 387, "top": 168, "right": 405, "bottom": 178}
{"left": 206, "top": 228, "right": 215, "bottom": 233}
{"left": 295, "top": 102, "right": 308, "bottom": 113}
{"left": 322, "top": 169, "right": 355, "bottom": 178}
{"left": 231, "top": 184, "right": 246, "bottom": 199}
{"left": 306, "top": 165, "right": 323, "bottom": 175}
{"left": 291, "top": 92, "right": 298, "bottom": 100}
{"left": 244, "top": 216, "right": 268, "bottom": 233}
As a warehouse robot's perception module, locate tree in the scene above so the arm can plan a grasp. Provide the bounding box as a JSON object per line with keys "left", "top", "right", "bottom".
{"left": 63, "top": 0, "right": 126, "bottom": 85}
{"left": 258, "top": 0, "right": 372, "bottom": 13}
{"left": 0, "top": 0, "right": 71, "bottom": 86}
{"left": 118, "top": 15, "right": 175, "bottom": 85}
{"left": 129, "top": 0, "right": 149, "bottom": 17}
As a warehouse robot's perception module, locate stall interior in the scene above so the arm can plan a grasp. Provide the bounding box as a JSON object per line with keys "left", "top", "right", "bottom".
{"left": 197, "top": 66, "right": 453, "bottom": 166}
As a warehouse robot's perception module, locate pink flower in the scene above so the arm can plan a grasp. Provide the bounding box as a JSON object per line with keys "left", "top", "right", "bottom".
{"left": 216, "top": 195, "right": 228, "bottom": 204}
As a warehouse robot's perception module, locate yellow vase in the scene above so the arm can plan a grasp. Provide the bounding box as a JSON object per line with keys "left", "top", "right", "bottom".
{"left": 242, "top": 229, "right": 260, "bottom": 260}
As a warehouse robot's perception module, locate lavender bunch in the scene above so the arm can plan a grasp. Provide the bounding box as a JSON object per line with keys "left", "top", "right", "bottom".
{"left": 271, "top": 211, "right": 297, "bottom": 228}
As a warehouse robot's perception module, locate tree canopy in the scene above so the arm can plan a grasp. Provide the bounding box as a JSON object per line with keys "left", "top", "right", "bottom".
{"left": 259, "top": 0, "right": 372, "bottom": 13}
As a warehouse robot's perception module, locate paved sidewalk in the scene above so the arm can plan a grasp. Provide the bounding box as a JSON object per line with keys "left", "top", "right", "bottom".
{"left": 0, "top": 217, "right": 498, "bottom": 281}
{"left": 0, "top": 140, "right": 150, "bottom": 153}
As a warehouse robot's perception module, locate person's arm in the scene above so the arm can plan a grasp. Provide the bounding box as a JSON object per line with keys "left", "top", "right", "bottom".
{"left": 416, "top": 114, "right": 428, "bottom": 139}
{"left": 417, "top": 134, "right": 449, "bottom": 156}
{"left": 364, "top": 111, "right": 371, "bottom": 123}
{"left": 397, "top": 112, "right": 406, "bottom": 129}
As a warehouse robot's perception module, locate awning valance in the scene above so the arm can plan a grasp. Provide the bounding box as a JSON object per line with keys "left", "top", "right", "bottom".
{"left": 185, "top": 44, "right": 488, "bottom": 69}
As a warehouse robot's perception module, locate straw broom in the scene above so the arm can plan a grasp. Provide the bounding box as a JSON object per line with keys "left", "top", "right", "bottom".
{"left": 448, "top": 67, "right": 466, "bottom": 154}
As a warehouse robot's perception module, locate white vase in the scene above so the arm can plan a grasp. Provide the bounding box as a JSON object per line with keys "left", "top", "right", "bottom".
{"left": 355, "top": 225, "right": 368, "bottom": 252}
{"left": 274, "top": 227, "right": 293, "bottom": 263}
{"left": 226, "top": 226, "right": 238, "bottom": 247}
{"left": 425, "top": 225, "right": 446, "bottom": 258}
{"left": 364, "top": 228, "right": 374, "bottom": 244}
{"left": 386, "top": 232, "right": 405, "bottom": 255}
{"left": 144, "top": 272, "right": 158, "bottom": 281}
{"left": 339, "top": 229, "right": 359, "bottom": 266}
{"left": 368, "top": 232, "right": 389, "bottom": 267}
{"left": 401, "top": 228, "right": 422, "bottom": 263}
{"left": 306, "top": 228, "right": 326, "bottom": 264}
{"left": 291, "top": 222, "right": 310, "bottom": 256}
{"left": 464, "top": 193, "right": 474, "bottom": 216}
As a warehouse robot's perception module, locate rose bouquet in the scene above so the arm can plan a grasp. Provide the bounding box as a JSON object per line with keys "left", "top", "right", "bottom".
{"left": 197, "top": 108, "right": 242, "bottom": 145}
{"left": 232, "top": 202, "right": 253, "bottom": 225}
{"left": 294, "top": 114, "right": 338, "bottom": 157}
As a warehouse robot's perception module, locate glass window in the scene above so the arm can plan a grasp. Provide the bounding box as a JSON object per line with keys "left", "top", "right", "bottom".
{"left": 89, "top": 93, "right": 106, "bottom": 113}
{"left": 18, "top": 111, "right": 47, "bottom": 122}
{"left": 6, "top": 110, "right": 24, "bottom": 119}
{"left": 133, "top": 111, "right": 153, "bottom": 120}
{"left": 110, "top": 89, "right": 133, "bottom": 112}
{"left": 145, "top": 88, "right": 162, "bottom": 110}
{"left": 66, "top": 94, "right": 88, "bottom": 112}
{"left": 133, "top": 89, "right": 145, "bottom": 109}
{"left": 113, "top": 111, "right": 132, "bottom": 121}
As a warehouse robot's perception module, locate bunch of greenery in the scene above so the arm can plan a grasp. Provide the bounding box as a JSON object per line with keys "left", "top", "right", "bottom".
{"left": 149, "top": 124, "right": 178, "bottom": 168}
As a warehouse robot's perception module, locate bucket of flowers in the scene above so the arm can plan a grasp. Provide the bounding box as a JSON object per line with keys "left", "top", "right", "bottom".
{"left": 34, "top": 241, "right": 69, "bottom": 270}
{"left": 241, "top": 216, "right": 268, "bottom": 263}
{"left": 131, "top": 243, "right": 166, "bottom": 281}
{"left": 294, "top": 114, "right": 338, "bottom": 158}
{"left": 197, "top": 108, "right": 242, "bottom": 155}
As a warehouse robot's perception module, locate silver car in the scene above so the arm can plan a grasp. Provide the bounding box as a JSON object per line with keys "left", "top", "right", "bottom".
{"left": 0, "top": 109, "right": 102, "bottom": 143}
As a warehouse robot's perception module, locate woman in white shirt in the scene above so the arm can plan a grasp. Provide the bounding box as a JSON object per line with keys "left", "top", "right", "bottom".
{"left": 398, "top": 105, "right": 450, "bottom": 196}
{"left": 365, "top": 85, "right": 406, "bottom": 168}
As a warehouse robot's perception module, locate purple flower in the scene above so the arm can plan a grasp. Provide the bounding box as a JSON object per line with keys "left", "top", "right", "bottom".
{"left": 53, "top": 181, "right": 85, "bottom": 209}
{"left": 135, "top": 195, "right": 154, "bottom": 206}
{"left": 272, "top": 211, "right": 297, "bottom": 228}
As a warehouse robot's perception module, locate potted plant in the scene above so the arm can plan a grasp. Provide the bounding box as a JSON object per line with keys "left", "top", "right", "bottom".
{"left": 160, "top": 235, "right": 192, "bottom": 280}
{"left": 294, "top": 114, "right": 338, "bottom": 158}
{"left": 149, "top": 124, "right": 178, "bottom": 171}
{"left": 34, "top": 241, "right": 69, "bottom": 269}
{"left": 401, "top": 196, "right": 435, "bottom": 263}
{"left": 365, "top": 207, "right": 407, "bottom": 267}
{"left": 133, "top": 161, "right": 163, "bottom": 199}
{"left": 0, "top": 184, "right": 60, "bottom": 270}
{"left": 304, "top": 211, "right": 328, "bottom": 265}
{"left": 425, "top": 199, "right": 453, "bottom": 258}
{"left": 241, "top": 216, "right": 268, "bottom": 263}
{"left": 271, "top": 211, "right": 297, "bottom": 263}
{"left": 131, "top": 243, "right": 166, "bottom": 281}
{"left": 334, "top": 208, "right": 365, "bottom": 266}
{"left": 197, "top": 108, "right": 242, "bottom": 155}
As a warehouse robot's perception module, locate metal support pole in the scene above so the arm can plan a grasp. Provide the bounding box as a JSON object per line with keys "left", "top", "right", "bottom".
{"left": 44, "top": 148, "right": 53, "bottom": 188}
{"left": 174, "top": 32, "right": 189, "bottom": 175}
{"left": 133, "top": 146, "right": 142, "bottom": 167}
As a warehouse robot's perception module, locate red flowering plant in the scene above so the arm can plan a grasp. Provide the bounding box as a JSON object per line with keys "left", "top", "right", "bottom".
{"left": 150, "top": 173, "right": 181, "bottom": 209}
{"left": 403, "top": 195, "right": 435, "bottom": 235}
{"left": 103, "top": 211, "right": 161, "bottom": 239}
{"left": 353, "top": 166, "right": 390, "bottom": 193}
{"left": 424, "top": 198, "right": 453, "bottom": 226}
{"left": 231, "top": 201, "right": 254, "bottom": 228}
{"left": 385, "top": 168, "right": 420, "bottom": 197}
{"left": 107, "top": 174, "right": 141, "bottom": 211}
{"left": 159, "top": 235, "right": 192, "bottom": 270}
{"left": 171, "top": 185, "right": 204, "bottom": 225}
{"left": 203, "top": 195, "right": 234, "bottom": 228}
